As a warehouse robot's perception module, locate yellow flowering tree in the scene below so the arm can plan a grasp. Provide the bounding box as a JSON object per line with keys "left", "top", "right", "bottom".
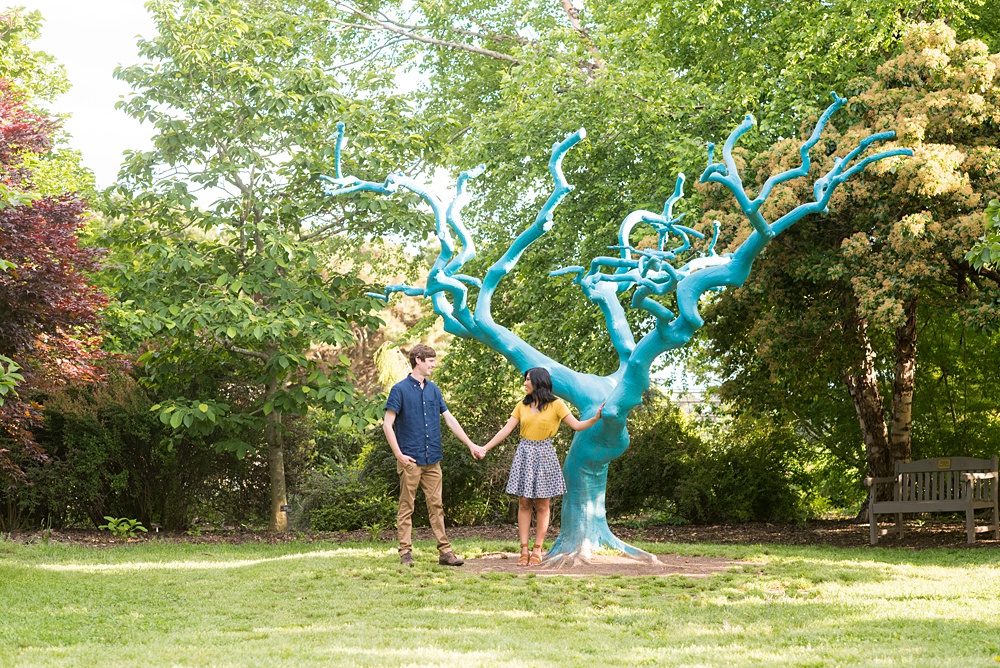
{"left": 700, "top": 22, "right": 1000, "bottom": 483}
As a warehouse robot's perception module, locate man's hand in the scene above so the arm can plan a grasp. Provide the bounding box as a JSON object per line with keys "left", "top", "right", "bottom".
{"left": 470, "top": 445, "right": 487, "bottom": 460}
{"left": 396, "top": 454, "right": 416, "bottom": 467}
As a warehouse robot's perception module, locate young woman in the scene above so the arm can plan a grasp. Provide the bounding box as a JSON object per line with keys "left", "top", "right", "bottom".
{"left": 480, "top": 367, "right": 603, "bottom": 566}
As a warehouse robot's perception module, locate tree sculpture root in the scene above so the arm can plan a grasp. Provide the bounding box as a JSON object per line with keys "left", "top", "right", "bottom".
{"left": 541, "top": 529, "right": 659, "bottom": 569}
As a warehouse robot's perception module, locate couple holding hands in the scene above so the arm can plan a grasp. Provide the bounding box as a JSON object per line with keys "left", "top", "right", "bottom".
{"left": 383, "top": 344, "right": 602, "bottom": 567}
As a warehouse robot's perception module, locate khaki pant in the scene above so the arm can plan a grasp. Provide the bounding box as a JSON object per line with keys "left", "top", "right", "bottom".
{"left": 396, "top": 460, "right": 451, "bottom": 555}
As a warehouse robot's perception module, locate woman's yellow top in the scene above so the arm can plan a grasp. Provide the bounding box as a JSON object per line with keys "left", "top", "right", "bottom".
{"left": 511, "top": 398, "right": 571, "bottom": 440}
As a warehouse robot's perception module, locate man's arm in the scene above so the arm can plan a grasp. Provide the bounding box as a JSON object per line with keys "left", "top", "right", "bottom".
{"left": 442, "top": 410, "right": 479, "bottom": 454}
{"left": 383, "top": 410, "right": 415, "bottom": 466}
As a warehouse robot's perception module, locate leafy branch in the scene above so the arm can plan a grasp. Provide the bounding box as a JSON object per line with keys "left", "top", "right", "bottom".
{"left": 326, "top": 0, "right": 521, "bottom": 64}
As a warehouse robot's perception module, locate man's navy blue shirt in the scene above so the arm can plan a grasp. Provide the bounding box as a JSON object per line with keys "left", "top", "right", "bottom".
{"left": 385, "top": 375, "right": 448, "bottom": 466}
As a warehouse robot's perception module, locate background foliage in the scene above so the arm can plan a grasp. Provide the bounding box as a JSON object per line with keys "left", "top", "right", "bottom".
{"left": 3, "top": 2, "right": 1000, "bottom": 531}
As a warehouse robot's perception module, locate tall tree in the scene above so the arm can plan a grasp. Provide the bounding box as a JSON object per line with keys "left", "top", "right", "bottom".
{"left": 699, "top": 22, "right": 1000, "bottom": 483}
{"left": 329, "top": 96, "right": 907, "bottom": 562}
{"left": 102, "top": 0, "right": 441, "bottom": 531}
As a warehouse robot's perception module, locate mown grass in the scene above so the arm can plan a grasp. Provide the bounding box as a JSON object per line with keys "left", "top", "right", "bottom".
{"left": 1, "top": 536, "right": 999, "bottom": 667}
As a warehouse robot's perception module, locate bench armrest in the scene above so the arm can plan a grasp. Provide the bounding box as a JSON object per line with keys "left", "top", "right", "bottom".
{"left": 962, "top": 471, "right": 998, "bottom": 481}
{"left": 865, "top": 476, "right": 896, "bottom": 488}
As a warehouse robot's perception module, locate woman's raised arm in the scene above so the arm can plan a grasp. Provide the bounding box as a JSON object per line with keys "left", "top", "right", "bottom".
{"left": 563, "top": 403, "right": 604, "bottom": 432}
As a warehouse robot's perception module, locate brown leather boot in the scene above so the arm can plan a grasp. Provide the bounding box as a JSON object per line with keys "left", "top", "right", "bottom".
{"left": 438, "top": 551, "right": 464, "bottom": 566}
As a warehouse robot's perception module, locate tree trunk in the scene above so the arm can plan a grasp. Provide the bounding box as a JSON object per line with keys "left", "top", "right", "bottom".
{"left": 265, "top": 410, "right": 288, "bottom": 532}
{"left": 889, "top": 297, "right": 917, "bottom": 464}
{"left": 546, "top": 422, "right": 655, "bottom": 566}
{"left": 843, "top": 316, "right": 892, "bottom": 485}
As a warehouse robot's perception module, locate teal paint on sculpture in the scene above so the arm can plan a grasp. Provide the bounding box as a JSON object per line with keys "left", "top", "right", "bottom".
{"left": 324, "top": 93, "right": 913, "bottom": 563}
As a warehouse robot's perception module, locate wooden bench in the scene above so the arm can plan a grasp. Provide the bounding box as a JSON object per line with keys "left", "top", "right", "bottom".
{"left": 865, "top": 456, "right": 999, "bottom": 545}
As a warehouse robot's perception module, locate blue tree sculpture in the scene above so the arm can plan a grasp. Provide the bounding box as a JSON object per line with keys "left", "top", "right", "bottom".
{"left": 324, "top": 94, "right": 912, "bottom": 565}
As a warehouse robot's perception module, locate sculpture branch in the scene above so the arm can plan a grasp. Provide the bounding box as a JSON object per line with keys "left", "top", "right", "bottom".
{"left": 477, "top": 129, "right": 586, "bottom": 301}
{"left": 549, "top": 265, "right": 636, "bottom": 362}
{"left": 551, "top": 174, "right": 714, "bottom": 357}
{"left": 468, "top": 130, "right": 602, "bottom": 400}
{"left": 645, "top": 105, "right": 910, "bottom": 361}
{"left": 443, "top": 165, "right": 485, "bottom": 280}
{"left": 324, "top": 125, "right": 599, "bottom": 401}
{"left": 322, "top": 123, "right": 479, "bottom": 339}
{"left": 566, "top": 93, "right": 913, "bottom": 417}
{"left": 750, "top": 93, "right": 846, "bottom": 213}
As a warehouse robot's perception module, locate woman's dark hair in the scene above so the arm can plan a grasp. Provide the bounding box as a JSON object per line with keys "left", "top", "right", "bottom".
{"left": 523, "top": 367, "right": 557, "bottom": 412}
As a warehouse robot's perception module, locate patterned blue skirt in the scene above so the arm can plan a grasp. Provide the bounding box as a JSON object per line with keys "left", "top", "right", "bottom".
{"left": 505, "top": 437, "right": 567, "bottom": 499}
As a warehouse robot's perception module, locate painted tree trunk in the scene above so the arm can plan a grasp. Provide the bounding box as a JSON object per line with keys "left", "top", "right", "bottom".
{"left": 546, "top": 417, "right": 656, "bottom": 563}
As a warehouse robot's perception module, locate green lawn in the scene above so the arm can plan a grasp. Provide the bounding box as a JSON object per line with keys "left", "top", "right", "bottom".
{"left": 1, "top": 536, "right": 999, "bottom": 667}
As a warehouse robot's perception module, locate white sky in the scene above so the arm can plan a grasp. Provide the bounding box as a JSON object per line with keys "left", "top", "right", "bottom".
{"left": 15, "top": 1, "right": 155, "bottom": 188}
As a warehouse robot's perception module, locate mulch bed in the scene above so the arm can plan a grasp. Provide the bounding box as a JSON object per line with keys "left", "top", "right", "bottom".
{"left": 5, "top": 518, "right": 994, "bottom": 576}
{"left": 5, "top": 517, "right": 996, "bottom": 550}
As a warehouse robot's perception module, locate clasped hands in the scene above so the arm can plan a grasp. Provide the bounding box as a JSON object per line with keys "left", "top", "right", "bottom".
{"left": 469, "top": 444, "right": 488, "bottom": 460}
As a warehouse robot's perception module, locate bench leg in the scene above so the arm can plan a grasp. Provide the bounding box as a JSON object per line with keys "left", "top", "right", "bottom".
{"left": 895, "top": 513, "right": 903, "bottom": 539}
{"left": 993, "top": 480, "right": 999, "bottom": 540}
{"left": 869, "top": 501, "right": 877, "bottom": 546}
{"left": 992, "top": 501, "right": 999, "bottom": 541}
{"left": 966, "top": 507, "right": 976, "bottom": 544}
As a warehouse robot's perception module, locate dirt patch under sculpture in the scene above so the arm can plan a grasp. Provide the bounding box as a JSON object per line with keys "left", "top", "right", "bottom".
{"left": 461, "top": 551, "right": 749, "bottom": 577}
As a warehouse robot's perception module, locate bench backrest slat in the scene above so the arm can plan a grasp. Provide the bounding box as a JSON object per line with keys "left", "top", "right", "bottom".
{"left": 894, "top": 456, "right": 998, "bottom": 503}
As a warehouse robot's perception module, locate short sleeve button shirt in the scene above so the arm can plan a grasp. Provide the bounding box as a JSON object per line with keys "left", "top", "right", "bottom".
{"left": 385, "top": 375, "right": 448, "bottom": 466}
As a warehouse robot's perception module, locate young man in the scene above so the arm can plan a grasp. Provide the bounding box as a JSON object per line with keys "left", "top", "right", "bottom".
{"left": 383, "top": 344, "right": 481, "bottom": 566}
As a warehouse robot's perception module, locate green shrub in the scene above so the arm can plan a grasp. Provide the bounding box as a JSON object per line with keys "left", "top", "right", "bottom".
{"left": 607, "top": 396, "right": 699, "bottom": 517}
{"left": 609, "top": 397, "right": 823, "bottom": 523}
{"left": 305, "top": 471, "right": 397, "bottom": 532}
{"left": 1, "top": 374, "right": 269, "bottom": 531}
{"left": 297, "top": 422, "right": 398, "bottom": 531}
{"left": 670, "top": 417, "right": 808, "bottom": 523}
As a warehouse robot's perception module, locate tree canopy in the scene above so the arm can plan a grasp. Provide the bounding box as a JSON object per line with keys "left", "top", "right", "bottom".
{"left": 100, "top": 0, "right": 448, "bottom": 530}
